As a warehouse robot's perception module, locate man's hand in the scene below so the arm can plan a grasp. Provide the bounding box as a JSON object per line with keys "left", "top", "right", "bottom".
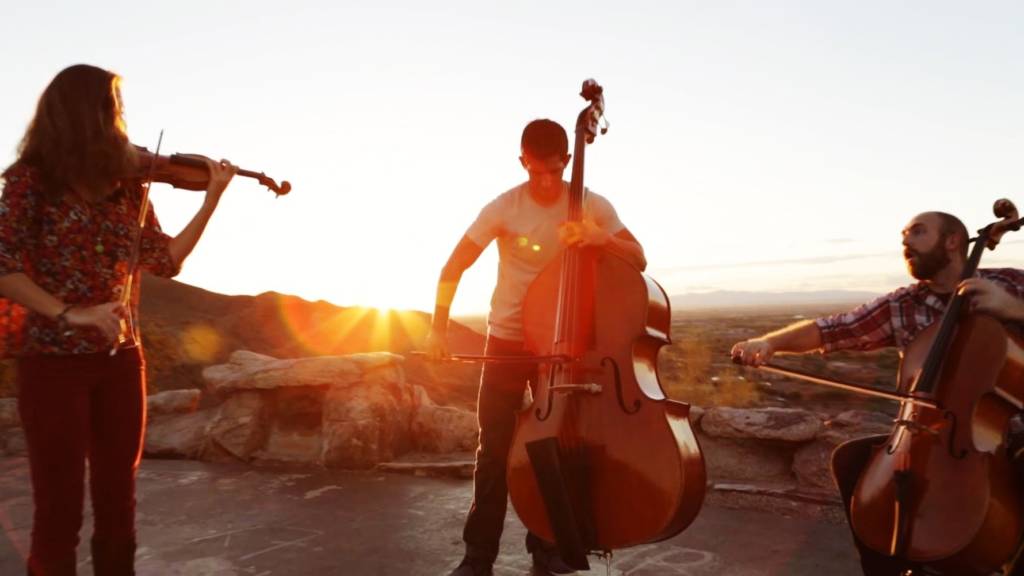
{"left": 424, "top": 327, "right": 450, "bottom": 361}
{"left": 730, "top": 338, "right": 775, "bottom": 367}
{"left": 558, "top": 220, "right": 610, "bottom": 247}
{"left": 960, "top": 278, "right": 1024, "bottom": 321}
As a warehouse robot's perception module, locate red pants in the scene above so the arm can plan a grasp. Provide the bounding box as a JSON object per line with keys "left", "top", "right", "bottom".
{"left": 16, "top": 347, "right": 145, "bottom": 575}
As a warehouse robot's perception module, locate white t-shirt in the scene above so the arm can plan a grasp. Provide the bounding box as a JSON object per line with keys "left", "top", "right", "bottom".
{"left": 465, "top": 182, "right": 625, "bottom": 341}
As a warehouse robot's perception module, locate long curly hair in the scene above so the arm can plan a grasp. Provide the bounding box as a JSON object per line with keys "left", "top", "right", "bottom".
{"left": 5, "top": 64, "right": 137, "bottom": 197}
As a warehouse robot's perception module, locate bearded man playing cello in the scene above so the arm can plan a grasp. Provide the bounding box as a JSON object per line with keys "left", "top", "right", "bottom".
{"left": 731, "top": 207, "right": 1024, "bottom": 576}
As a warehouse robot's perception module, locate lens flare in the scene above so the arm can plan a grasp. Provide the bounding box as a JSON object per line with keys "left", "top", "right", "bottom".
{"left": 272, "top": 294, "right": 430, "bottom": 355}
{"left": 181, "top": 323, "right": 223, "bottom": 363}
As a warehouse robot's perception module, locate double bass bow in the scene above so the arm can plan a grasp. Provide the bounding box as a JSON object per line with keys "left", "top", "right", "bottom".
{"left": 739, "top": 199, "right": 1024, "bottom": 575}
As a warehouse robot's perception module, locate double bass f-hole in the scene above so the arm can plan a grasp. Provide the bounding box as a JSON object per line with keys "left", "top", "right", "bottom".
{"left": 601, "top": 356, "right": 641, "bottom": 415}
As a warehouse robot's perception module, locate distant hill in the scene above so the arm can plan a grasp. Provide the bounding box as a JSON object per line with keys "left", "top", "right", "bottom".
{"left": 670, "top": 289, "right": 880, "bottom": 310}
{"left": 138, "top": 275, "right": 486, "bottom": 409}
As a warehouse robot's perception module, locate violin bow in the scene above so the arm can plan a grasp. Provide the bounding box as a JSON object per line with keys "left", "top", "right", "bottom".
{"left": 110, "top": 130, "right": 164, "bottom": 355}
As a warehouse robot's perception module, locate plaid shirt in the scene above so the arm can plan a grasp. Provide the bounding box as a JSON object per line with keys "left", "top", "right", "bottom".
{"left": 816, "top": 268, "right": 1024, "bottom": 353}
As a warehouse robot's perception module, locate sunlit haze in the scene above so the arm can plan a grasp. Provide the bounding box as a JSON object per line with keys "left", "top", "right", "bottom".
{"left": 3, "top": 1, "right": 1022, "bottom": 314}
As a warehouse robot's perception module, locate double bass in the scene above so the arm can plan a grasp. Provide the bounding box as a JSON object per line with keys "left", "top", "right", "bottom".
{"left": 505, "top": 80, "right": 706, "bottom": 569}
{"left": 742, "top": 200, "right": 1024, "bottom": 575}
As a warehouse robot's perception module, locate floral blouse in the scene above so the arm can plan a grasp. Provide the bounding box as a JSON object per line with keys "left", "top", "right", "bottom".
{"left": 0, "top": 163, "right": 179, "bottom": 356}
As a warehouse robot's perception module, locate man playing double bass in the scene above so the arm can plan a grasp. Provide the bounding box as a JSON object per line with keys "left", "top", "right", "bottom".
{"left": 731, "top": 208, "right": 1024, "bottom": 575}
{"left": 425, "top": 118, "right": 646, "bottom": 576}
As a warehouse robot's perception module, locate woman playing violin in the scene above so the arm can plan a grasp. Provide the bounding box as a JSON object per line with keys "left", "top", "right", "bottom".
{"left": 0, "top": 64, "right": 236, "bottom": 575}
{"left": 731, "top": 209, "right": 1024, "bottom": 576}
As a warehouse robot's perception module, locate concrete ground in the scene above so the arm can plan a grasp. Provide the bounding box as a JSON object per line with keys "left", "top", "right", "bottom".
{"left": 0, "top": 456, "right": 862, "bottom": 575}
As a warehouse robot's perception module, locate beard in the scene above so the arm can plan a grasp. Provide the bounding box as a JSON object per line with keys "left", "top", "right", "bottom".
{"left": 905, "top": 240, "right": 951, "bottom": 280}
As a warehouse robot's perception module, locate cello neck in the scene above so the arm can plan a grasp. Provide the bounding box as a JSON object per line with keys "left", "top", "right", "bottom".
{"left": 914, "top": 223, "right": 993, "bottom": 395}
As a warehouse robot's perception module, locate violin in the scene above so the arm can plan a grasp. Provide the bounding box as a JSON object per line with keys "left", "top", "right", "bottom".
{"left": 109, "top": 140, "right": 289, "bottom": 355}
{"left": 129, "top": 145, "right": 291, "bottom": 196}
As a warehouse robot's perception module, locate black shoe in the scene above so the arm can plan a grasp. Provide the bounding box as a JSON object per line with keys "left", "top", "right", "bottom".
{"left": 448, "top": 557, "right": 494, "bottom": 576}
{"left": 92, "top": 537, "right": 137, "bottom": 576}
{"left": 531, "top": 546, "right": 577, "bottom": 575}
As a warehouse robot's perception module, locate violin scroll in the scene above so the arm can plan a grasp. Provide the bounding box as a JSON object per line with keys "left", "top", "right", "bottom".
{"left": 130, "top": 145, "right": 290, "bottom": 197}
{"left": 252, "top": 172, "right": 291, "bottom": 196}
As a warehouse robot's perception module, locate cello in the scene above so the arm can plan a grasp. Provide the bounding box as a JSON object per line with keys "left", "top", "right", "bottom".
{"left": 504, "top": 80, "right": 706, "bottom": 569}
{"left": 737, "top": 200, "right": 1024, "bottom": 575}
{"left": 850, "top": 201, "right": 1024, "bottom": 575}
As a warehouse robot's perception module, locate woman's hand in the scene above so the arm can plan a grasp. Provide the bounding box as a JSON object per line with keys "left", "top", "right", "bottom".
{"left": 202, "top": 157, "right": 238, "bottom": 205}
{"left": 64, "top": 302, "right": 125, "bottom": 343}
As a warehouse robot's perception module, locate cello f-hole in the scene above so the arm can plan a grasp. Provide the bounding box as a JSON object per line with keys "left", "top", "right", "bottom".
{"left": 943, "top": 411, "right": 968, "bottom": 459}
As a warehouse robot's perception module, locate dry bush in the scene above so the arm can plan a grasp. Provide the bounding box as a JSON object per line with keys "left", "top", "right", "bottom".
{"left": 659, "top": 326, "right": 761, "bottom": 408}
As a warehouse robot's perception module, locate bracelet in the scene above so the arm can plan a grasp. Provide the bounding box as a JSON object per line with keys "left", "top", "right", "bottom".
{"left": 56, "top": 304, "right": 75, "bottom": 336}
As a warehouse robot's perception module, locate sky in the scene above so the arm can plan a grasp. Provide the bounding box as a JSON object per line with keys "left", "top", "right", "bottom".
{"left": 2, "top": 1, "right": 1023, "bottom": 315}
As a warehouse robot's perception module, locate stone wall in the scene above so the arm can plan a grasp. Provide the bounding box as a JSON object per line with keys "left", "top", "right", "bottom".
{"left": 0, "top": 350, "right": 897, "bottom": 499}
{"left": 0, "top": 350, "right": 479, "bottom": 471}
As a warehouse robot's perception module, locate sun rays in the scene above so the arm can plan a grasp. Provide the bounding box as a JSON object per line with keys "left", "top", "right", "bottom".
{"left": 271, "top": 295, "right": 431, "bottom": 356}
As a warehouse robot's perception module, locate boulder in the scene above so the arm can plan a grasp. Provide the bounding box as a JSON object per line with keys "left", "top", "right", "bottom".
{"left": 688, "top": 405, "right": 705, "bottom": 425}
{"left": 145, "top": 408, "right": 216, "bottom": 458}
{"left": 202, "top": 350, "right": 403, "bottom": 394}
{"left": 791, "top": 410, "right": 892, "bottom": 491}
{"left": 0, "top": 398, "right": 19, "bottom": 429}
{"left": 255, "top": 387, "right": 326, "bottom": 466}
{"left": 701, "top": 407, "right": 823, "bottom": 443}
{"left": 147, "top": 389, "right": 201, "bottom": 417}
{"left": 200, "top": 391, "right": 270, "bottom": 463}
{"left": 2, "top": 428, "right": 26, "bottom": 456}
{"left": 320, "top": 371, "right": 414, "bottom": 468}
{"left": 412, "top": 404, "right": 478, "bottom": 453}
{"left": 829, "top": 409, "right": 894, "bottom": 432}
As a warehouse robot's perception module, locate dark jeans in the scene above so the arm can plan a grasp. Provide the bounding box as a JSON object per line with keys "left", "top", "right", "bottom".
{"left": 832, "top": 435, "right": 918, "bottom": 576}
{"left": 16, "top": 347, "right": 145, "bottom": 576}
{"left": 832, "top": 436, "right": 1024, "bottom": 576}
{"left": 462, "top": 335, "right": 547, "bottom": 563}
